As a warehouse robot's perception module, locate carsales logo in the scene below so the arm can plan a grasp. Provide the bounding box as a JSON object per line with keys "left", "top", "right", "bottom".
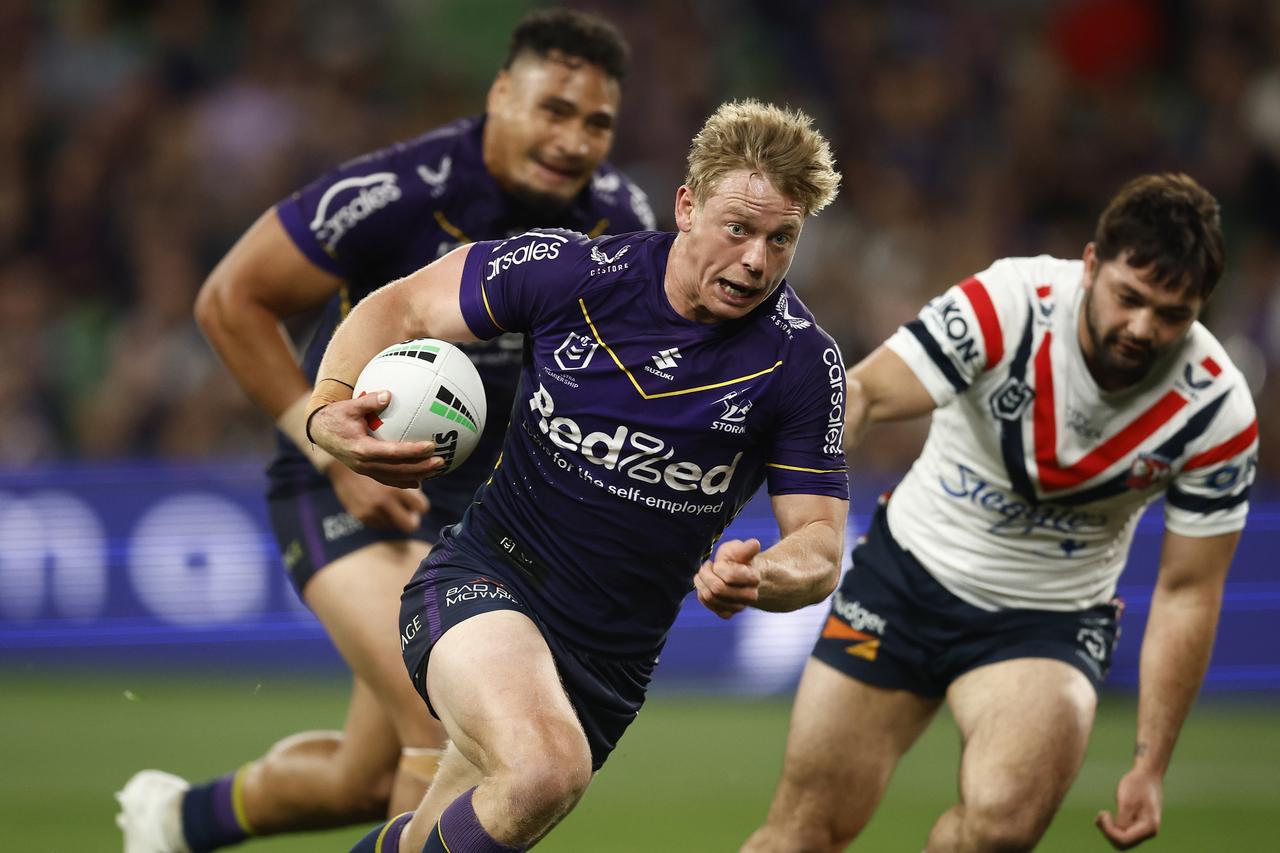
{"left": 822, "top": 348, "right": 845, "bottom": 456}
{"left": 528, "top": 383, "right": 741, "bottom": 495}
{"left": 486, "top": 232, "right": 567, "bottom": 280}
{"left": 310, "top": 172, "right": 402, "bottom": 250}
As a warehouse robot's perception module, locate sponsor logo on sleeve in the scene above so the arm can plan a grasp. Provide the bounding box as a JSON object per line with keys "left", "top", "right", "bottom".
{"left": 310, "top": 172, "right": 402, "bottom": 251}
{"left": 929, "top": 293, "right": 982, "bottom": 363}
{"left": 485, "top": 232, "right": 566, "bottom": 280}
{"left": 771, "top": 291, "right": 812, "bottom": 336}
{"left": 822, "top": 348, "right": 845, "bottom": 456}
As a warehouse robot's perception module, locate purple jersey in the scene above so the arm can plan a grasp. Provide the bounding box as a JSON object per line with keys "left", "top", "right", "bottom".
{"left": 268, "top": 116, "right": 655, "bottom": 518}
{"left": 452, "top": 229, "right": 849, "bottom": 654}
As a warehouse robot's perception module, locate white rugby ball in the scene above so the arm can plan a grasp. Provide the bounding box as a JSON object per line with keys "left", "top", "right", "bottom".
{"left": 352, "top": 339, "right": 487, "bottom": 475}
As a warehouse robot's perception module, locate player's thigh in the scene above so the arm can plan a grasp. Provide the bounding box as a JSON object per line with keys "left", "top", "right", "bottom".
{"left": 426, "top": 609, "right": 588, "bottom": 775}
{"left": 947, "top": 658, "right": 1096, "bottom": 815}
{"left": 774, "top": 658, "right": 941, "bottom": 822}
{"left": 304, "top": 541, "right": 433, "bottom": 721}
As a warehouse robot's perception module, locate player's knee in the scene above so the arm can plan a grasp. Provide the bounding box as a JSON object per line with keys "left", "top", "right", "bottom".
{"left": 499, "top": 721, "right": 592, "bottom": 822}
{"left": 961, "top": 800, "right": 1050, "bottom": 852}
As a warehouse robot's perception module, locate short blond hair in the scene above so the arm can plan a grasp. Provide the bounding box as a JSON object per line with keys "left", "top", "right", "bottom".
{"left": 685, "top": 99, "right": 840, "bottom": 216}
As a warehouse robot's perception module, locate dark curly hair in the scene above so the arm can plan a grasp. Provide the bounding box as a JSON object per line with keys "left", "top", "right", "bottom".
{"left": 1093, "top": 173, "right": 1225, "bottom": 299}
{"left": 503, "top": 8, "right": 630, "bottom": 81}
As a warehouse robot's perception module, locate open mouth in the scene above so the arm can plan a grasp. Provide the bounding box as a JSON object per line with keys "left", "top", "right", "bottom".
{"left": 717, "top": 278, "right": 761, "bottom": 302}
{"left": 531, "top": 158, "right": 582, "bottom": 183}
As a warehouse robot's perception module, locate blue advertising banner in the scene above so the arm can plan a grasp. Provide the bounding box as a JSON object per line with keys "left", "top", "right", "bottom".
{"left": 1, "top": 462, "right": 1276, "bottom": 692}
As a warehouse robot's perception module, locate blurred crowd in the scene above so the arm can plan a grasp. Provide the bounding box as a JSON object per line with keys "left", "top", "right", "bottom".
{"left": 2, "top": 0, "right": 1278, "bottom": 482}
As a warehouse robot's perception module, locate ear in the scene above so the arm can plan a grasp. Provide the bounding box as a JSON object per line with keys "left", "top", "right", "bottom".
{"left": 1082, "top": 242, "right": 1098, "bottom": 289}
{"left": 486, "top": 70, "right": 510, "bottom": 114}
{"left": 674, "top": 185, "right": 696, "bottom": 233}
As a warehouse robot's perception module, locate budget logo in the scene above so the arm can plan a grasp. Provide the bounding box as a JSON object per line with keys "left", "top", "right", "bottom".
{"left": 310, "top": 172, "right": 402, "bottom": 250}
{"left": 554, "top": 331, "right": 599, "bottom": 372}
{"left": 823, "top": 593, "right": 887, "bottom": 661}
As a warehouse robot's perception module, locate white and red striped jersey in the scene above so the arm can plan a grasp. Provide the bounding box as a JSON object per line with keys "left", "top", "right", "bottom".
{"left": 883, "top": 255, "right": 1258, "bottom": 611}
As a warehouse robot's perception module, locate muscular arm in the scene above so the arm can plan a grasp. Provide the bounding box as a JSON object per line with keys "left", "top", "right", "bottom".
{"left": 844, "top": 345, "right": 937, "bottom": 452}
{"left": 194, "top": 209, "right": 343, "bottom": 420}
{"left": 694, "top": 493, "right": 846, "bottom": 618}
{"left": 1097, "top": 529, "right": 1240, "bottom": 849}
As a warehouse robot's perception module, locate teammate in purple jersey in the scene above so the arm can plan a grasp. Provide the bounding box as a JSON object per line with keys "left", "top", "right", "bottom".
{"left": 116, "top": 10, "right": 653, "bottom": 853}
{"left": 305, "top": 100, "right": 849, "bottom": 853}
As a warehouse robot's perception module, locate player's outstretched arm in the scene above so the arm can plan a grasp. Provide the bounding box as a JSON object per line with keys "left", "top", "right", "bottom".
{"left": 305, "top": 245, "right": 480, "bottom": 487}
{"left": 844, "top": 345, "right": 937, "bottom": 453}
{"left": 694, "top": 493, "right": 846, "bottom": 619}
{"left": 1095, "top": 529, "right": 1240, "bottom": 850}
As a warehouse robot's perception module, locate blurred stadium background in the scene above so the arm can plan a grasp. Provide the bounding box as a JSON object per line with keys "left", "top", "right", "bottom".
{"left": 1, "top": 1, "right": 1277, "bottom": 849}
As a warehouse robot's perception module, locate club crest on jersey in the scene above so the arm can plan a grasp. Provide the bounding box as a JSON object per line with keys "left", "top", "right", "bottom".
{"left": 711, "top": 390, "right": 752, "bottom": 434}
{"left": 989, "top": 376, "right": 1035, "bottom": 421}
{"left": 553, "top": 331, "right": 599, "bottom": 372}
{"left": 1125, "top": 452, "right": 1172, "bottom": 489}
{"left": 773, "top": 291, "right": 812, "bottom": 334}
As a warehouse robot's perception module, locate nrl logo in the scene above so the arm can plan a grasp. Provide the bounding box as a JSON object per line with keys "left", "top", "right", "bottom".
{"left": 416, "top": 156, "right": 452, "bottom": 197}
{"left": 590, "top": 245, "right": 631, "bottom": 266}
{"left": 553, "top": 331, "right": 598, "bottom": 372}
{"left": 989, "top": 376, "right": 1034, "bottom": 421}
{"left": 776, "top": 291, "right": 812, "bottom": 331}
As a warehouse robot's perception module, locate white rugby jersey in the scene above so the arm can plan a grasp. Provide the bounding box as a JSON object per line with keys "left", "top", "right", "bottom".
{"left": 883, "top": 255, "right": 1258, "bottom": 611}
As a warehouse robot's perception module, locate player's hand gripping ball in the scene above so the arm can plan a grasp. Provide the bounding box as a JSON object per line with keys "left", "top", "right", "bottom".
{"left": 353, "top": 339, "right": 486, "bottom": 475}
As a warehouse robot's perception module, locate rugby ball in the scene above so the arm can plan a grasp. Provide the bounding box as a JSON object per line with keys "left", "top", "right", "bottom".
{"left": 352, "top": 339, "right": 486, "bottom": 475}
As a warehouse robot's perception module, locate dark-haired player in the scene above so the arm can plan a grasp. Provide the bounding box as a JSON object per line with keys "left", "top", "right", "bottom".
{"left": 306, "top": 99, "right": 848, "bottom": 852}
{"left": 117, "top": 9, "right": 653, "bottom": 853}
{"left": 744, "top": 173, "right": 1257, "bottom": 853}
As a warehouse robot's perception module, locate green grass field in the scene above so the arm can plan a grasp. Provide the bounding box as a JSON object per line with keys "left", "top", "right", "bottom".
{"left": 3, "top": 673, "right": 1276, "bottom": 851}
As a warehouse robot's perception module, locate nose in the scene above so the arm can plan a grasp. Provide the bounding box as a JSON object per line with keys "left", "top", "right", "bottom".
{"left": 741, "top": 237, "right": 767, "bottom": 276}
{"left": 552, "top": 121, "right": 591, "bottom": 158}
{"left": 1127, "top": 308, "right": 1155, "bottom": 340}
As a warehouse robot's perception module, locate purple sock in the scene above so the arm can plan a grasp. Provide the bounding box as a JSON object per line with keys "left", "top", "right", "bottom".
{"left": 349, "top": 811, "right": 414, "bottom": 853}
{"left": 180, "top": 770, "right": 251, "bottom": 852}
{"left": 421, "top": 788, "right": 523, "bottom": 853}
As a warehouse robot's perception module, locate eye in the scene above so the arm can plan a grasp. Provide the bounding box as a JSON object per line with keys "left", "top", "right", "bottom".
{"left": 727, "top": 223, "right": 745, "bottom": 236}
{"left": 772, "top": 233, "right": 792, "bottom": 246}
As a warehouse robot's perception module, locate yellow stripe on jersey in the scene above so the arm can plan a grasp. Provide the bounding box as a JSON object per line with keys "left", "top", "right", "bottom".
{"left": 766, "top": 462, "right": 847, "bottom": 474}
{"left": 480, "top": 281, "right": 508, "bottom": 333}
{"left": 587, "top": 218, "right": 610, "bottom": 238}
{"left": 433, "top": 211, "right": 472, "bottom": 244}
{"left": 231, "top": 765, "right": 254, "bottom": 834}
{"left": 579, "top": 299, "right": 782, "bottom": 400}
{"left": 338, "top": 285, "right": 352, "bottom": 321}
